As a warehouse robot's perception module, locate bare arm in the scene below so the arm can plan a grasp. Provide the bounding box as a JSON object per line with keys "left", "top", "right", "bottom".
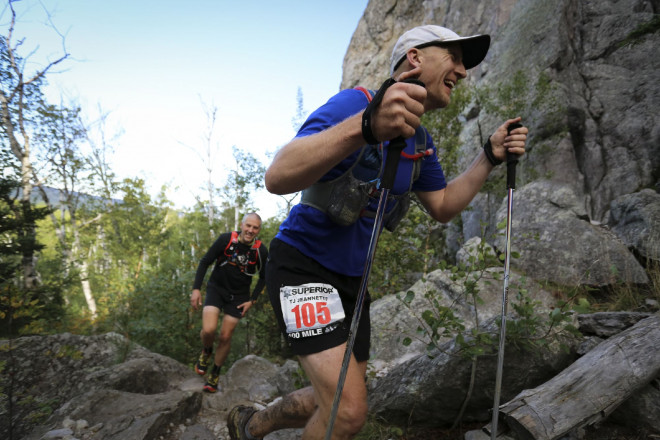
{"left": 264, "top": 113, "right": 365, "bottom": 195}
{"left": 264, "top": 79, "right": 427, "bottom": 195}
{"left": 417, "top": 117, "right": 528, "bottom": 223}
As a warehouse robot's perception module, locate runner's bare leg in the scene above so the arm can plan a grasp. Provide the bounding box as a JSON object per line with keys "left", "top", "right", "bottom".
{"left": 247, "top": 343, "right": 367, "bottom": 440}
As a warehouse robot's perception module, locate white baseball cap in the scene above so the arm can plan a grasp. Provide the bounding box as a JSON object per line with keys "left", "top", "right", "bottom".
{"left": 390, "top": 25, "right": 491, "bottom": 75}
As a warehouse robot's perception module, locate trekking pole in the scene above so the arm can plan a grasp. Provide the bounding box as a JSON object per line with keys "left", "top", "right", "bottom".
{"left": 325, "top": 79, "right": 424, "bottom": 440}
{"left": 489, "top": 122, "right": 522, "bottom": 440}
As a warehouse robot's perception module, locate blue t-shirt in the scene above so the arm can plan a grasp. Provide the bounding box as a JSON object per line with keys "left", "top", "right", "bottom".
{"left": 275, "top": 88, "right": 447, "bottom": 276}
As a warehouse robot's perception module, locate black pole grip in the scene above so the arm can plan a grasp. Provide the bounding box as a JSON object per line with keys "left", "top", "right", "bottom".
{"left": 380, "top": 78, "right": 425, "bottom": 190}
{"left": 381, "top": 136, "right": 405, "bottom": 189}
{"left": 506, "top": 122, "right": 523, "bottom": 190}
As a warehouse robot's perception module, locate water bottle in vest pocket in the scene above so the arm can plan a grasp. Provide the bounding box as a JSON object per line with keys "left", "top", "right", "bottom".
{"left": 383, "top": 194, "right": 410, "bottom": 231}
{"left": 326, "top": 172, "right": 377, "bottom": 226}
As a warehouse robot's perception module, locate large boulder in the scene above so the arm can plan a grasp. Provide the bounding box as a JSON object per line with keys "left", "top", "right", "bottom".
{"left": 369, "top": 260, "right": 558, "bottom": 377}
{"left": 609, "top": 188, "right": 660, "bottom": 263}
{"left": 1, "top": 333, "right": 302, "bottom": 440}
{"left": 368, "top": 317, "right": 579, "bottom": 427}
{"left": 1, "top": 332, "right": 199, "bottom": 440}
{"left": 493, "top": 180, "right": 648, "bottom": 286}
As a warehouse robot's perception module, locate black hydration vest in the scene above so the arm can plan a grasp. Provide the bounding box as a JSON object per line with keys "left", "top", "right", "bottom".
{"left": 219, "top": 231, "right": 262, "bottom": 276}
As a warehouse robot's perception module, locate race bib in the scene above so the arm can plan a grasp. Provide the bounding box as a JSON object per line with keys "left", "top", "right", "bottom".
{"left": 280, "top": 283, "right": 345, "bottom": 339}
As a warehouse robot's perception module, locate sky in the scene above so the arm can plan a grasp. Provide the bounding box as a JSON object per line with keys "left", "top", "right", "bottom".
{"left": 5, "top": 0, "right": 369, "bottom": 219}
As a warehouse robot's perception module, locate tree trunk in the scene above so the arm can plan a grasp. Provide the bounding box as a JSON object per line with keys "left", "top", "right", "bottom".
{"left": 78, "top": 260, "right": 97, "bottom": 319}
{"left": 490, "top": 313, "right": 660, "bottom": 440}
{"left": 78, "top": 246, "right": 97, "bottom": 319}
{"left": 18, "top": 140, "right": 39, "bottom": 289}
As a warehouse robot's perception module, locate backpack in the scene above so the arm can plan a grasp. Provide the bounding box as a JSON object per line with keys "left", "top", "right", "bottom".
{"left": 299, "top": 86, "right": 433, "bottom": 231}
{"left": 219, "top": 231, "right": 262, "bottom": 276}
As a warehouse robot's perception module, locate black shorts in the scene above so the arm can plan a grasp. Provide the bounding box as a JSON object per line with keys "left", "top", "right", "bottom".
{"left": 204, "top": 282, "right": 249, "bottom": 319}
{"left": 266, "top": 238, "right": 371, "bottom": 362}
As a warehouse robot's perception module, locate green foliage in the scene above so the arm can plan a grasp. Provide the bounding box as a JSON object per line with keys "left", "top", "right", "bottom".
{"left": 82, "top": 178, "right": 170, "bottom": 321}
{"left": 22, "top": 396, "right": 59, "bottom": 425}
{"left": 0, "top": 176, "right": 68, "bottom": 337}
{"left": 619, "top": 14, "right": 660, "bottom": 47}
{"left": 476, "top": 69, "right": 564, "bottom": 145}
{"left": 421, "top": 82, "right": 473, "bottom": 178}
{"left": 474, "top": 69, "right": 564, "bottom": 192}
{"left": 92, "top": 188, "right": 199, "bottom": 363}
{"left": 371, "top": 204, "right": 450, "bottom": 299}
{"left": 396, "top": 233, "right": 501, "bottom": 360}
{"left": 290, "top": 364, "right": 310, "bottom": 390}
{"left": 220, "top": 146, "right": 267, "bottom": 230}
{"left": 396, "top": 226, "right": 584, "bottom": 361}
{"left": 476, "top": 70, "right": 529, "bottom": 121}
{"left": 355, "top": 416, "right": 405, "bottom": 439}
{"left": 114, "top": 270, "right": 196, "bottom": 363}
{"left": 107, "top": 335, "right": 135, "bottom": 364}
{"left": 505, "top": 279, "right": 584, "bottom": 354}
{"left": 45, "top": 345, "right": 83, "bottom": 360}
{"left": 83, "top": 194, "right": 286, "bottom": 367}
{"left": 370, "top": 71, "right": 563, "bottom": 298}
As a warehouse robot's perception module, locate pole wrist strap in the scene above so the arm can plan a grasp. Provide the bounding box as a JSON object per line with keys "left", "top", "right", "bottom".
{"left": 361, "top": 78, "right": 396, "bottom": 145}
{"left": 483, "top": 137, "right": 502, "bottom": 166}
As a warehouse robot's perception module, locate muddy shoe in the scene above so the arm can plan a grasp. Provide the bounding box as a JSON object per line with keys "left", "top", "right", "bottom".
{"left": 203, "top": 371, "right": 220, "bottom": 393}
{"left": 194, "top": 350, "right": 211, "bottom": 376}
{"left": 227, "top": 404, "right": 261, "bottom": 440}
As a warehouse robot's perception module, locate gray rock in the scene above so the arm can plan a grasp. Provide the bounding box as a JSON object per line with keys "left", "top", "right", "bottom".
{"left": 610, "top": 377, "right": 660, "bottom": 433}
{"left": 609, "top": 189, "right": 660, "bottom": 262}
{"left": 577, "top": 311, "right": 653, "bottom": 337}
{"left": 179, "top": 424, "right": 216, "bottom": 440}
{"left": 1, "top": 332, "right": 303, "bottom": 440}
{"left": 369, "top": 266, "right": 557, "bottom": 377}
{"left": 40, "top": 428, "right": 74, "bottom": 439}
{"left": 464, "top": 428, "right": 516, "bottom": 440}
{"left": 493, "top": 180, "right": 648, "bottom": 286}
{"left": 368, "top": 317, "right": 579, "bottom": 426}
{"left": 456, "top": 237, "right": 495, "bottom": 269}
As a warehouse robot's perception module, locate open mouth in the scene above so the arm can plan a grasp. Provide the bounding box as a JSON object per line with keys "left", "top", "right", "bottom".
{"left": 444, "top": 79, "right": 455, "bottom": 90}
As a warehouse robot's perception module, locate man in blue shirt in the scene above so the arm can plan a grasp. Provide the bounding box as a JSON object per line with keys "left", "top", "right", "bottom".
{"left": 228, "top": 25, "right": 528, "bottom": 440}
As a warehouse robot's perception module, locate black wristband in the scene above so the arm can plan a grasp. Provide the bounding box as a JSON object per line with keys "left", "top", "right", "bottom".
{"left": 361, "top": 78, "right": 396, "bottom": 145}
{"left": 361, "top": 113, "right": 380, "bottom": 145}
{"left": 483, "top": 137, "right": 502, "bottom": 166}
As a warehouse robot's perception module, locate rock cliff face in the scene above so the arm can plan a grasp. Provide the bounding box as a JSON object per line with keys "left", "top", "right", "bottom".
{"left": 341, "top": 0, "right": 660, "bottom": 287}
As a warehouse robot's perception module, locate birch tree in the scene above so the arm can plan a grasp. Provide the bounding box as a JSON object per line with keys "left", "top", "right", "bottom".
{"left": 33, "top": 102, "right": 103, "bottom": 318}
{"left": 0, "top": 1, "right": 69, "bottom": 289}
{"left": 181, "top": 97, "right": 222, "bottom": 238}
{"left": 221, "top": 146, "right": 266, "bottom": 231}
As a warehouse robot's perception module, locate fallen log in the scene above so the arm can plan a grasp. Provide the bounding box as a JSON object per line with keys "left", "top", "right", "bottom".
{"left": 486, "top": 313, "right": 660, "bottom": 440}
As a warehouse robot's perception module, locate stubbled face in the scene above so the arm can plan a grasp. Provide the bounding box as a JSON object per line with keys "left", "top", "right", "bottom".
{"left": 418, "top": 43, "right": 467, "bottom": 110}
{"left": 239, "top": 215, "right": 261, "bottom": 244}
